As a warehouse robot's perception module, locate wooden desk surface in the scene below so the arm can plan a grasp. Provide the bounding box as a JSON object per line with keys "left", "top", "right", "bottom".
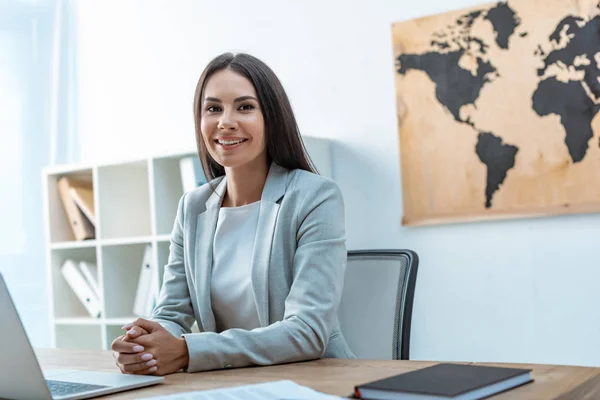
{"left": 36, "top": 348, "right": 600, "bottom": 399}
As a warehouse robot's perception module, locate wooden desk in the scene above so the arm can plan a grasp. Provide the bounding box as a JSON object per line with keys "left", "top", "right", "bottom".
{"left": 36, "top": 348, "right": 600, "bottom": 399}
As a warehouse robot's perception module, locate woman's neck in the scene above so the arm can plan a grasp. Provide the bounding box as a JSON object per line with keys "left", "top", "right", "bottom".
{"left": 222, "top": 160, "right": 269, "bottom": 208}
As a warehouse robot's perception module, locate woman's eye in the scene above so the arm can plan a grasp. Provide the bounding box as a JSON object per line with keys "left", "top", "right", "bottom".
{"left": 206, "top": 106, "right": 221, "bottom": 112}
{"left": 239, "top": 104, "right": 254, "bottom": 111}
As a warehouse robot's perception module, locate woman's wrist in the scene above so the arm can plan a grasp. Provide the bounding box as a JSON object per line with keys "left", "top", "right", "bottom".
{"left": 177, "top": 337, "right": 190, "bottom": 371}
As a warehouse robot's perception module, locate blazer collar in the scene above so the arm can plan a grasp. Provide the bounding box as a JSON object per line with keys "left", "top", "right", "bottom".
{"left": 205, "top": 176, "right": 227, "bottom": 209}
{"left": 261, "top": 162, "right": 288, "bottom": 203}
{"left": 204, "top": 162, "right": 288, "bottom": 209}
{"left": 251, "top": 163, "right": 288, "bottom": 326}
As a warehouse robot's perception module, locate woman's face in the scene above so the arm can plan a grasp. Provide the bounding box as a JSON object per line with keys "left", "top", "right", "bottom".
{"left": 200, "top": 69, "right": 267, "bottom": 171}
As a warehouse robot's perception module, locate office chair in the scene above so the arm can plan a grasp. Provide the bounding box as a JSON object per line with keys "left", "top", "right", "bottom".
{"left": 338, "top": 250, "right": 419, "bottom": 360}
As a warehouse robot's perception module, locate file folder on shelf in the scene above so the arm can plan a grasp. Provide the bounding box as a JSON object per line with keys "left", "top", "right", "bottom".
{"left": 69, "top": 184, "right": 96, "bottom": 227}
{"left": 61, "top": 259, "right": 102, "bottom": 318}
{"left": 78, "top": 261, "right": 100, "bottom": 301}
{"left": 133, "top": 245, "right": 158, "bottom": 317}
{"left": 57, "top": 177, "right": 95, "bottom": 241}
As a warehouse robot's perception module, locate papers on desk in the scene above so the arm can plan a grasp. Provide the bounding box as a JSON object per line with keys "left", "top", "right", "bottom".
{"left": 140, "top": 380, "right": 343, "bottom": 400}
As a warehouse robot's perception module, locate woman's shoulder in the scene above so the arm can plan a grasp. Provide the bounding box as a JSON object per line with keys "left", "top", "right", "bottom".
{"left": 284, "top": 168, "right": 345, "bottom": 224}
{"left": 286, "top": 168, "right": 343, "bottom": 205}
{"left": 289, "top": 168, "right": 340, "bottom": 192}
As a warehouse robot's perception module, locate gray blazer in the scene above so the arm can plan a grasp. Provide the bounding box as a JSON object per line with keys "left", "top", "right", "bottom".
{"left": 151, "top": 163, "right": 355, "bottom": 372}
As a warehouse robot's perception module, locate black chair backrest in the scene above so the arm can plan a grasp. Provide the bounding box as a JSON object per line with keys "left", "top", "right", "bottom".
{"left": 338, "top": 250, "right": 419, "bottom": 360}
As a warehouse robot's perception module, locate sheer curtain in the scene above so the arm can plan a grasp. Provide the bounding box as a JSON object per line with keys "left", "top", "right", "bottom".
{"left": 0, "top": 0, "right": 77, "bottom": 347}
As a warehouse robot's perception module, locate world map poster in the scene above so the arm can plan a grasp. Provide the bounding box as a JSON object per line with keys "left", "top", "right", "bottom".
{"left": 392, "top": 0, "right": 600, "bottom": 225}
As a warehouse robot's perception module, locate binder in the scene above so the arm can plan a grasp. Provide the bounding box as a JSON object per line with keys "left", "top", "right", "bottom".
{"left": 133, "top": 245, "right": 155, "bottom": 317}
{"left": 78, "top": 261, "right": 100, "bottom": 301}
{"left": 145, "top": 260, "right": 159, "bottom": 317}
{"left": 57, "top": 177, "right": 95, "bottom": 241}
{"left": 69, "top": 184, "right": 96, "bottom": 227}
{"left": 61, "top": 259, "right": 102, "bottom": 318}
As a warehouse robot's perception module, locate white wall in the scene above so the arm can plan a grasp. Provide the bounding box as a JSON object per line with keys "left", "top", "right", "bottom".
{"left": 73, "top": 0, "right": 600, "bottom": 366}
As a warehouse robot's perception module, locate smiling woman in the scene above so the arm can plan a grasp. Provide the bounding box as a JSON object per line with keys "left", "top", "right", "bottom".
{"left": 111, "top": 52, "right": 355, "bottom": 375}
{"left": 193, "top": 53, "right": 317, "bottom": 183}
{"left": 200, "top": 69, "right": 268, "bottom": 189}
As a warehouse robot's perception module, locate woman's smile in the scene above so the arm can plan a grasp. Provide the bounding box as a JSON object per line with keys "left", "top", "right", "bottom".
{"left": 214, "top": 136, "right": 249, "bottom": 150}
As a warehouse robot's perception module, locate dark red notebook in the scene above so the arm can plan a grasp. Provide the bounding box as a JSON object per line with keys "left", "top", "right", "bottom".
{"left": 354, "top": 363, "right": 533, "bottom": 399}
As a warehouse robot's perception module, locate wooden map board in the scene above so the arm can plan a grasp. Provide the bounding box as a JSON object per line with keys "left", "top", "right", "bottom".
{"left": 392, "top": 0, "right": 600, "bottom": 225}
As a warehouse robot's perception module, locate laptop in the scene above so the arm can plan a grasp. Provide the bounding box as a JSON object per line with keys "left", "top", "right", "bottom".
{"left": 0, "top": 273, "right": 164, "bottom": 400}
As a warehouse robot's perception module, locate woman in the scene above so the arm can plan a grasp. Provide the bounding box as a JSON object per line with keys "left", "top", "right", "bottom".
{"left": 111, "top": 52, "right": 354, "bottom": 375}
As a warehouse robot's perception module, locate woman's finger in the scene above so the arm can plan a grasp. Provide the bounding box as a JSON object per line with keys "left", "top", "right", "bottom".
{"left": 116, "top": 351, "right": 154, "bottom": 365}
{"left": 124, "top": 327, "right": 149, "bottom": 339}
{"left": 121, "top": 359, "right": 158, "bottom": 374}
{"left": 112, "top": 338, "right": 145, "bottom": 353}
{"left": 112, "top": 335, "right": 125, "bottom": 345}
{"left": 133, "top": 366, "right": 158, "bottom": 375}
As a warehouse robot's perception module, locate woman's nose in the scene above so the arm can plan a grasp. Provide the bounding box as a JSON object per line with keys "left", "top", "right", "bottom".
{"left": 218, "top": 111, "right": 238, "bottom": 130}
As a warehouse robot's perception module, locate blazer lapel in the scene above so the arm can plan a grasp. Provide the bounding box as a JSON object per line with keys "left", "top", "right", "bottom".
{"left": 194, "top": 177, "right": 226, "bottom": 333}
{"left": 251, "top": 164, "right": 288, "bottom": 327}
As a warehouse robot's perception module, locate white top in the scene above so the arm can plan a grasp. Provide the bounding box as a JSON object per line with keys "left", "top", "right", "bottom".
{"left": 210, "top": 201, "right": 261, "bottom": 332}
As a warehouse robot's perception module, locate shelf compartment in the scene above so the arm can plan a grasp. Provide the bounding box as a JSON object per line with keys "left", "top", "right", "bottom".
{"left": 46, "top": 169, "right": 95, "bottom": 244}
{"left": 101, "top": 242, "right": 151, "bottom": 319}
{"left": 151, "top": 154, "right": 195, "bottom": 236}
{"left": 97, "top": 161, "right": 151, "bottom": 239}
{"left": 50, "top": 247, "right": 100, "bottom": 319}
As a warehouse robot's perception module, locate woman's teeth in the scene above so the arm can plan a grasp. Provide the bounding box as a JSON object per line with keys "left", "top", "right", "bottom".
{"left": 217, "top": 139, "right": 245, "bottom": 145}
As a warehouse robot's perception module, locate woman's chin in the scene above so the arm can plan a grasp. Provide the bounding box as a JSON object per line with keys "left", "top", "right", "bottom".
{"left": 213, "top": 152, "right": 268, "bottom": 171}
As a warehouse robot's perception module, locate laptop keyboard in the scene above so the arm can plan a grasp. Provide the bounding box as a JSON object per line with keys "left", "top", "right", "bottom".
{"left": 47, "top": 380, "right": 109, "bottom": 397}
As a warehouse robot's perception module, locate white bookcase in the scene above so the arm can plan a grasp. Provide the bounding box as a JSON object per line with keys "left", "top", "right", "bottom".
{"left": 43, "top": 137, "right": 332, "bottom": 350}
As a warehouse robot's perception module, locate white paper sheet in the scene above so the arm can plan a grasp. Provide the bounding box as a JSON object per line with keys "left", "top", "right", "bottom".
{"left": 140, "top": 380, "right": 344, "bottom": 400}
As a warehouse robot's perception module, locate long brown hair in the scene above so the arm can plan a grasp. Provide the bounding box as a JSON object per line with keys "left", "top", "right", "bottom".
{"left": 193, "top": 52, "right": 317, "bottom": 180}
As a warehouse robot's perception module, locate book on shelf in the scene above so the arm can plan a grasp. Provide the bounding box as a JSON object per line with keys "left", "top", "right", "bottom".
{"left": 179, "top": 156, "right": 207, "bottom": 193}
{"left": 61, "top": 259, "right": 102, "bottom": 318}
{"left": 354, "top": 363, "right": 533, "bottom": 400}
{"left": 69, "top": 184, "right": 96, "bottom": 227}
{"left": 57, "top": 176, "right": 95, "bottom": 241}
{"left": 133, "top": 245, "right": 158, "bottom": 317}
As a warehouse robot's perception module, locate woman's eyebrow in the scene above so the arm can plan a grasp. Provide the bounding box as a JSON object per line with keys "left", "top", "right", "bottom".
{"left": 234, "top": 95, "right": 258, "bottom": 102}
{"left": 204, "top": 95, "right": 258, "bottom": 103}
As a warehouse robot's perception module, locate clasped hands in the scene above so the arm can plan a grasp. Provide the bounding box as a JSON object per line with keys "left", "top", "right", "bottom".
{"left": 111, "top": 318, "right": 189, "bottom": 376}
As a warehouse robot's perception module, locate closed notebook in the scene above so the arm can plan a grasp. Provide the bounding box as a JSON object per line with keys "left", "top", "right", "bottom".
{"left": 354, "top": 363, "right": 533, "bottom": 400}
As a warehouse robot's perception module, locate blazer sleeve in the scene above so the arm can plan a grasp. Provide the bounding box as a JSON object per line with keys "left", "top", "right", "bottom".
{"left": 150, "top": 192, "right": 196, "bottom": 338}
{"left": 181, "top": 178, "right": 347, "bottom": 372}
